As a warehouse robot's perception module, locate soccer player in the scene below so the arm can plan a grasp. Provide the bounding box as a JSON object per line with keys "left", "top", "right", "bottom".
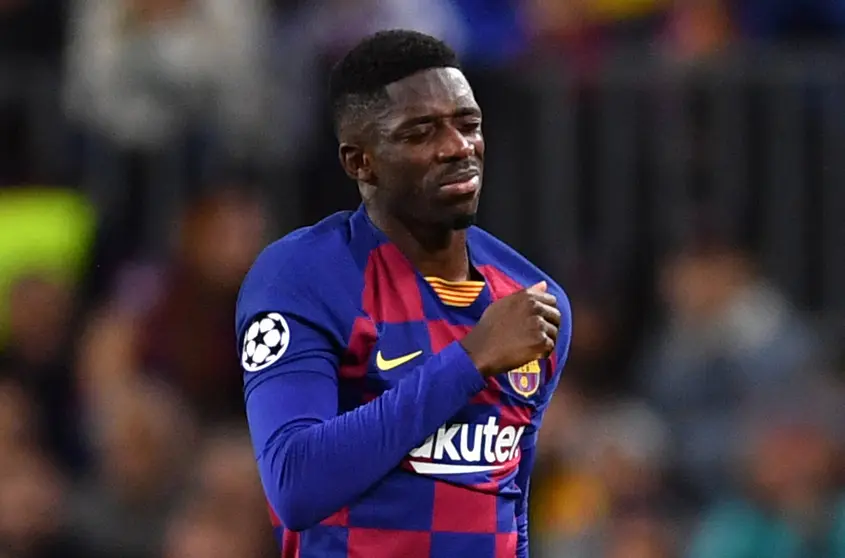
{"left": 236, "top": 30, "right": 572, "bottom": 558}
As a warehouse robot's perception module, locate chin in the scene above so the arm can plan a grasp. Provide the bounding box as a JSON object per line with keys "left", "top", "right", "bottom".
{"left": 449, "top": 213, "right": 477, "bottom": 230}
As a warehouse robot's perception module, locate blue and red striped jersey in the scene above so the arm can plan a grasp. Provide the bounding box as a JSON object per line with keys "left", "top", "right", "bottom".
{"left": 236, "top": 205, "right": 572, "bottom": 558}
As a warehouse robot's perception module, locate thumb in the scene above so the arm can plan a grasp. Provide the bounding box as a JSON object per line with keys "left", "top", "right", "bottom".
{"left": 527, "top": 281, "right": 547, "bottom": 293}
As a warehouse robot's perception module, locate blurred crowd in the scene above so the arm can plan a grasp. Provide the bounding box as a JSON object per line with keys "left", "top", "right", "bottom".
{"left": 3, "top": 1, "right": 845, "bottom": 557}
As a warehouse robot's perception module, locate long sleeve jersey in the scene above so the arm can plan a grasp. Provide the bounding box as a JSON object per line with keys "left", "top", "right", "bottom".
{"left": 236, "top": 205, "right": 572, "bottom": 558}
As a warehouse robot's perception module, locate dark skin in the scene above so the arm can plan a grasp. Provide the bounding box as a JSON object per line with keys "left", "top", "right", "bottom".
{"left": 338, "top": 67, "right": 561, "bottom": 377}
{"left": 339, "top": 67, "right": 484, "bottom": 282}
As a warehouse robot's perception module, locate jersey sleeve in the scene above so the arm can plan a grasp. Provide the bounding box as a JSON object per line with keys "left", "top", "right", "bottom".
{"left": 236, "top": 245, "right": 488, "bottom": 532}
{"left": 514, "top": 286, "right": 572, "bottom": 557}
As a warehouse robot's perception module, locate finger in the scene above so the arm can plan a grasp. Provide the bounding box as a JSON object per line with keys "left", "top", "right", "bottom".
{"left": 539, "top": 331, "right": 556, "bottom": 358}
{"left": 530, "top": 291, "right": 557, "bottom": 306}
{"left": 535, "top": 301, "right": 562, "bottom": 327}
{"left": 540, "top": 318, "right": 559, "bottom": 341}
{"left": 526, "top": 281, "right": 547, "bottom": 294}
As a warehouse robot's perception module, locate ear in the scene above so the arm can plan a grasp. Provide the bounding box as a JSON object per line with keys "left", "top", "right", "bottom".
{"left": 339, "top": 143, "right": 376, "bottom": 184}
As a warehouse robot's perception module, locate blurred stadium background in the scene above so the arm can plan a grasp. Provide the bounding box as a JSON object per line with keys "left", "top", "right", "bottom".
{"left": 3, "top": 0, "right": 845, "bottom": 557}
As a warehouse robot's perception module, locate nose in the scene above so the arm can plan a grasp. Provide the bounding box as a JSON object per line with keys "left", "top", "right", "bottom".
{"left": 436, "top": 125, "right": 475, "bottom": 161}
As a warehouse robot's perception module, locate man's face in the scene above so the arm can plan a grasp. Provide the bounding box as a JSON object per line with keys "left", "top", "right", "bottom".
{"left": 363, "top": 68, "right": 485, "bottom": 230}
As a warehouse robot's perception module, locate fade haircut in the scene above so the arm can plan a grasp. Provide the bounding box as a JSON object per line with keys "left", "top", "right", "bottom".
{"left": 329, "top": 30, "right": 461, "bottom": 139}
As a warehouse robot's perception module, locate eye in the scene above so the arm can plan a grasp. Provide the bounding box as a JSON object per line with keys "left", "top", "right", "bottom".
{"left": 461, "top": 119, "right": 482, "bottom": 133}
{"left": 401, "top": 125, "right": 434, "bottom": 143}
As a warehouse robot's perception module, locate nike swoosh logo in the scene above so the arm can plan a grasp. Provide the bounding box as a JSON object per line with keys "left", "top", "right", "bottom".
{"left": 376, "top": 350, "right": 423, "bottom": 371}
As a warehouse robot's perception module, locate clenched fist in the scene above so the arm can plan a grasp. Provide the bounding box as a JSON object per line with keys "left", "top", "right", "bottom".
{"left": 460, "top": 282, "right": 560, "bottom": 377}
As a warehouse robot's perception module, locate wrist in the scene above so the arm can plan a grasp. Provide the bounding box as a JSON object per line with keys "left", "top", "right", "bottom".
{"left": 440, "top": 341, "right": 488, "bottom": 394}
{"left": 459, "top": 340, "right": 495, "bottom": 377}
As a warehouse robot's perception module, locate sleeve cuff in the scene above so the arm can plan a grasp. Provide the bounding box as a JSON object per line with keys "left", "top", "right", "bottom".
{"left": 438, "top": 340, "right": 488, "bottom": 395}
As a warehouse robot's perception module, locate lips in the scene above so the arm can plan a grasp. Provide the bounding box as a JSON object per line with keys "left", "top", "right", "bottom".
{"left": 439, "top": 169, "right": 480, "bottom": 186}
{"left": 438, "top": 174, "right": 481, "bottom": 197}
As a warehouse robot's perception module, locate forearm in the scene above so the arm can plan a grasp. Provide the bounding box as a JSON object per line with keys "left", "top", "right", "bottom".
{"left": 254, "top": 342, "right": 486, "bottom": 531}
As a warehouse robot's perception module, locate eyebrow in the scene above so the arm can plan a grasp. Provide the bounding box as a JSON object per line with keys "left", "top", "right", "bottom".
{"left": 399, "top": 107, "right": 482, "bottom": 128}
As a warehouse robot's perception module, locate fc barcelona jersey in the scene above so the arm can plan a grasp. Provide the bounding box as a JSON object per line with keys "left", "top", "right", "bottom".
{"left": 236, "top": 205, "right": 572, "bottom": 558}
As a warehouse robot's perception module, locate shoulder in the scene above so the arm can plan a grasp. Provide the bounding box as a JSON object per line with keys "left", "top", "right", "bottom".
{"left": 241, "top": 211, "right": 357, "bottom": 289}
{"left": 469, "top": 227, "right": 571, "bottom": 322}
{"left": 236, "top": 211, "right": 362, "bottom": 330}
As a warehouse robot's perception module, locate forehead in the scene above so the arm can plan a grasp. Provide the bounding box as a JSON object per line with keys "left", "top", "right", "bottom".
{"left": 382, "top": 67, "right": 478, "bottom": 119}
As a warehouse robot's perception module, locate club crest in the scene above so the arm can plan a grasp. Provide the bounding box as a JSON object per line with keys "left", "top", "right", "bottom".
{"left": 508, "top": 360, "right": 541, "bottom": 397}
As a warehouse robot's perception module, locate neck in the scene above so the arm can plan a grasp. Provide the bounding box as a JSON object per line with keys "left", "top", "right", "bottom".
{"left": 366, "top": 205, "right": 470, "bottom": 281}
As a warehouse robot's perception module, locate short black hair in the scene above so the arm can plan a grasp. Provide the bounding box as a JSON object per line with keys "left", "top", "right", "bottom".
{"left": 329, "top": 30, "right": 461, "bottom": 138}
